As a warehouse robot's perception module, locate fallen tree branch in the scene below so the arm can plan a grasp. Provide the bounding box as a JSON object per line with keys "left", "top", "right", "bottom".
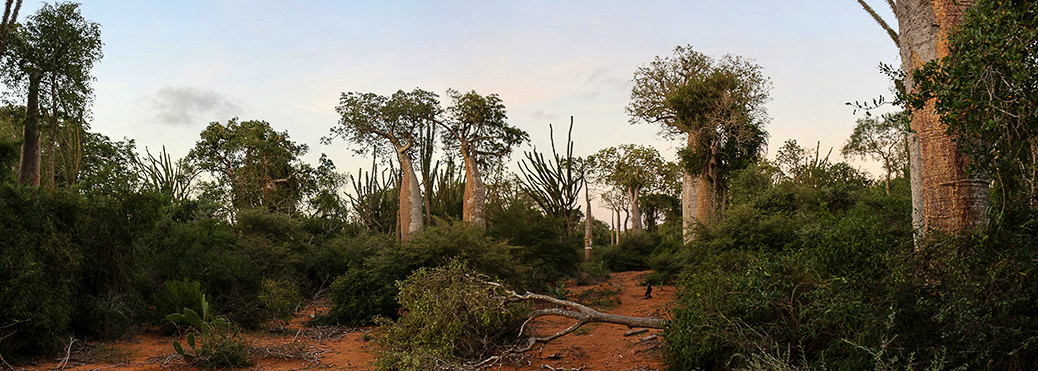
{"left": 470, "top": 274, "right": 666, "bottom": 368}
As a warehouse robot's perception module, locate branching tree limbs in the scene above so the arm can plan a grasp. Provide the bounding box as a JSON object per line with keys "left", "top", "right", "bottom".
{"left": 439, "top": 90, "right": 528, "bottom": 227}
{"left": 841, "top": 111, "right": 909, "bottom": 193}
{"left": 472, "top": 274, "right": 665, "bottom": 368}
{"left": 588, "top": 144, "right": 665, "bottom": 233}
{"left": 629, "top": 45, "right": 769, "bottom": 242}
{"left": 517, "top": 118, "right": 585, "bottom": 240}
{"left": 328, "top": 89, "right": 439, "bottom": 240}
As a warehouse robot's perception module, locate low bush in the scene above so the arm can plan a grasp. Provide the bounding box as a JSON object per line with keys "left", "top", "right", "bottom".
{"left": 375, "top": 260, "right": 528, "bottom": 370}
{"left": 167, "top": 297, "right": 252, "bottom": 368}
{"left": 323, "top": 222, "right": 524, "bottom": 326}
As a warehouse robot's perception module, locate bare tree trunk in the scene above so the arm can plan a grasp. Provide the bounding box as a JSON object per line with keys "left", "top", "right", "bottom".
{"left": 614, "top": 209, "right": 621, "bottom": 244}
{"left": 584, "top": 186, "right": 593, "bottom": 261}
{"left": 461, "top": 149, "right": 486, "bottom": 227}
{"left": 897, "top": 0, "right": 987, "bottom": 237}
{"left": 397, "top": 151, "right": 424, "bottom": 241}
{"left": 628, "top": 186, "right": 643, "bottom": 232}
{"left": 46, "top": 77, "right": 58, "bottom": 189}
{"left": 0, "top": 0, "right": 23, "bottom": 56}
{"left": 18, "top": 75, "right": 42, "bottom": 187}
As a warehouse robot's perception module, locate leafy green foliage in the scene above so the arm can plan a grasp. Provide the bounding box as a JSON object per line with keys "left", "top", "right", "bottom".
{"left": 259, "top": 278, "right": 302, "bottom": 326}
{"left": 187, "top": 118, "right": 313, "bottom": 214}
{"left": 664, "top": 162, "right": 910, "bottom": 369}
{"left": 375, "top": 260, "right": 528, "bottom": 370}
{"left": 441, "top": 89, "right": 528, "bottom": 168}
{"left": 323, "top": 223, "right": 524, "bottom": 326}
{"left": 152, "top": 279, "right": 206, "bottom": 333}
{"left": 913, "top": 0, "right": 1038, "bottom": 217}
{"left": 841, "top": 111, "right": 909, "bottom": 190}
{"left": 0, "top": 186, "right": 80, "bottom": 355}
{"left": 167, "top": 296, "right": 252, "bottom": 368}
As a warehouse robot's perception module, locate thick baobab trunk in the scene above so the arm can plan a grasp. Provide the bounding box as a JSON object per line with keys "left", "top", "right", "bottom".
{"left": 681, "top": 133, "right": 716, "bottom": 243}
{"left": 628, "top": 186, "right": 643, "bottom": 232}
{"left": 897, "top": 0, "right": 987, "bottom": 237}
{"left": 18, "top": 75, "right": 42, "bottom": 187}
{"left": 397, "top": 151, "right": 424, "bottom": 241}
{"left": 461, "top": 150, "right": 486, "bottom": 227}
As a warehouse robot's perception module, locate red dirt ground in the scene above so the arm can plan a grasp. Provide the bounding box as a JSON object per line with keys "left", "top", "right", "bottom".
{"left": 26, "top": 270, "right": 672, "bottom": 370}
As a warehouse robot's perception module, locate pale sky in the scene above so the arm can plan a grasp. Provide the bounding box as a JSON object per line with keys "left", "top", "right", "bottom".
{"left": 15, "top": 1, "right": 901, "bottom": 222}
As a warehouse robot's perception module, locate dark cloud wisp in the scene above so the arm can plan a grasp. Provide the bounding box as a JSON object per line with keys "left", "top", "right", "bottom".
{"left": 151, "top": 87, "right": 243, "bottom": 125}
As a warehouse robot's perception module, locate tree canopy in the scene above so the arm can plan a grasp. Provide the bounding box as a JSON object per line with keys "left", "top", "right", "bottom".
{"left": 188, "top": 118, "right": 311, "bottom": 214}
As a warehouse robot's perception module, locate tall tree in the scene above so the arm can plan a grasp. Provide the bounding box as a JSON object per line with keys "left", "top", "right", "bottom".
{"left": 588, "top": 144, "right": 665, "bottom": 232}
{"left": 188, "top": 118, "right": 310, "bottom": 214}
{"left": 628, "top": 45, "right": 770, "bottom": 242}
{"left": 328, "top": 89, "right": 439, "bottom": 240}
{"left": 913, "top": 0, "right": 1038, "bottom": 219}
{"left": 440, "top": 89, "right": 528, "bottom": 226}
{"left": 855, "top": 0, "right": 985, "bottom": 236}
{"left": 841, "top": 111, "right": 909, "bottom": 193}
{"left": 1, "top": 2, "right": 102, "bottom": 186}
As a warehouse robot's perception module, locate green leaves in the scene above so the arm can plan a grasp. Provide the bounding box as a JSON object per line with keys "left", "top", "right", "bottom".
{"left": 911, "top": 0, "right": 1038, "bottom": 216}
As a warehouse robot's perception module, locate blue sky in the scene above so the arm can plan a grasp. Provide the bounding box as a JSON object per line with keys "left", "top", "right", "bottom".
{"left": 16, "top": 1, "right": 901, "bottom": 219}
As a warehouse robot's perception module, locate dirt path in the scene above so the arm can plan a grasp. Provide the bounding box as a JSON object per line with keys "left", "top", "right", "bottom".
{"left": 494, "top": 270, "right": 673, "bottom": 371}
{"left": 28, "top": 271, "right": 671, "bottom": 370}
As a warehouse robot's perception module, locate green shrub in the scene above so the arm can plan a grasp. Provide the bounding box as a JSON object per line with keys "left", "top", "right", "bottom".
{"left": 74, "top": 291, "right": 138, "bottom": 339}
{"left": 0, "top": 186, "right": 81, "bottom": 355}
{"left": 375, "top": 260, "right": 528, "bottom": 370}
{"left": 153, "top": 279, "right": 206, "bottom": 334}
{"left": 144, "top": 218, "right": 264, "bottom": 328}
{"left": 595, "top": 232, "right": 657, "bottom": 272}
{"left": 167, "top": 296, "right": 252, "bottom": 368}
{"left": 323, "top": 223, "right": 524, "bottom": 326}
{"left": 574, "top": 260, "right": 611, "bottom": 285}
{"left": 259, "top": 278, "right": 302, "bottom": 326}
{"left": 666, "top": 251, "right": 873, "bottom": 369}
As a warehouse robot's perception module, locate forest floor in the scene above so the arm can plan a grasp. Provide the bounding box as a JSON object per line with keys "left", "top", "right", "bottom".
{"left": 27, "top": 270, "right": 673, "bottom": 370}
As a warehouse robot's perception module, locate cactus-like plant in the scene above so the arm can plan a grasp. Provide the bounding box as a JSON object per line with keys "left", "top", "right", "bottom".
{"left": 166, "top": 295, "right": 251, "bottom": 368}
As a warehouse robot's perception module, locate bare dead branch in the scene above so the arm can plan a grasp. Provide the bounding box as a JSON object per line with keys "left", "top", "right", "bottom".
{"left": 471, "top": 274, "right": 666, "bottom": 368}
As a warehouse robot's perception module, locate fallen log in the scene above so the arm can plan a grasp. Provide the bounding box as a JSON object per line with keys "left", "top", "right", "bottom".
{"left": 471, "top": 275, "right": 667, "bottom": 368}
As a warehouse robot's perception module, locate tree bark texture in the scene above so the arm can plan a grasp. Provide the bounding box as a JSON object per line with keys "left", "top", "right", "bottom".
{"left": 897, "top": 0, "right": 988, "bottom": 236}
{"left": 628, "top": 186, "right": 643, "bottom": 232}
{"left": 681, "top": 132, "right": 716, "bottom": 243}
{"left": 18, "top": 75, "right": 42, "bottom": 187}
{"left": 397, "top": 151, "right": 424, "bottom": 241}
{"left": 462, "top": 149, "right": 486, "bottom": 227}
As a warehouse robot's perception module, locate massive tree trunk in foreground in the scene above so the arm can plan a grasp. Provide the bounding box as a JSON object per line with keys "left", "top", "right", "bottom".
{"left": 397, "top": 150, "right": 424, "bottom": 241}
{"left": 897, "top": 0, "right": 987, "bottom": 237}
{"left": 18, "top": 75, "right": 42, "bottom": 187}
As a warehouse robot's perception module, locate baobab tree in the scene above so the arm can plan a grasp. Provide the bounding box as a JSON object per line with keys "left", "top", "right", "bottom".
{"left": 588, "top": 144, "right": 665, "bottom": 233}
{"left": 855, "top": 0, "right": 987, "bottom": 236}
{"left": 328, "top": 89, "right": 439, "bottom": 240}
{"left": 440, "top": 89, "right": 528, "bottom": 226}
{"left": 628, "top": 45, "right": 770, "bottom": 243}
{"left": 2, "top": 2, "right": 102, "bottom": 186}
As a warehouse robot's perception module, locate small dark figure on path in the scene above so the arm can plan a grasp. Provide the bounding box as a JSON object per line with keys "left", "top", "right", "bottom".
{"left": 643, "top": 284, "right": 653, "bottom": 299}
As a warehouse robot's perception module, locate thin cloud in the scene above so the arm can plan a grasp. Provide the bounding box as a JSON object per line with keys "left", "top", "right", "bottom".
{"left": 151, "top": 87, "right": 243, "bottom": 125}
